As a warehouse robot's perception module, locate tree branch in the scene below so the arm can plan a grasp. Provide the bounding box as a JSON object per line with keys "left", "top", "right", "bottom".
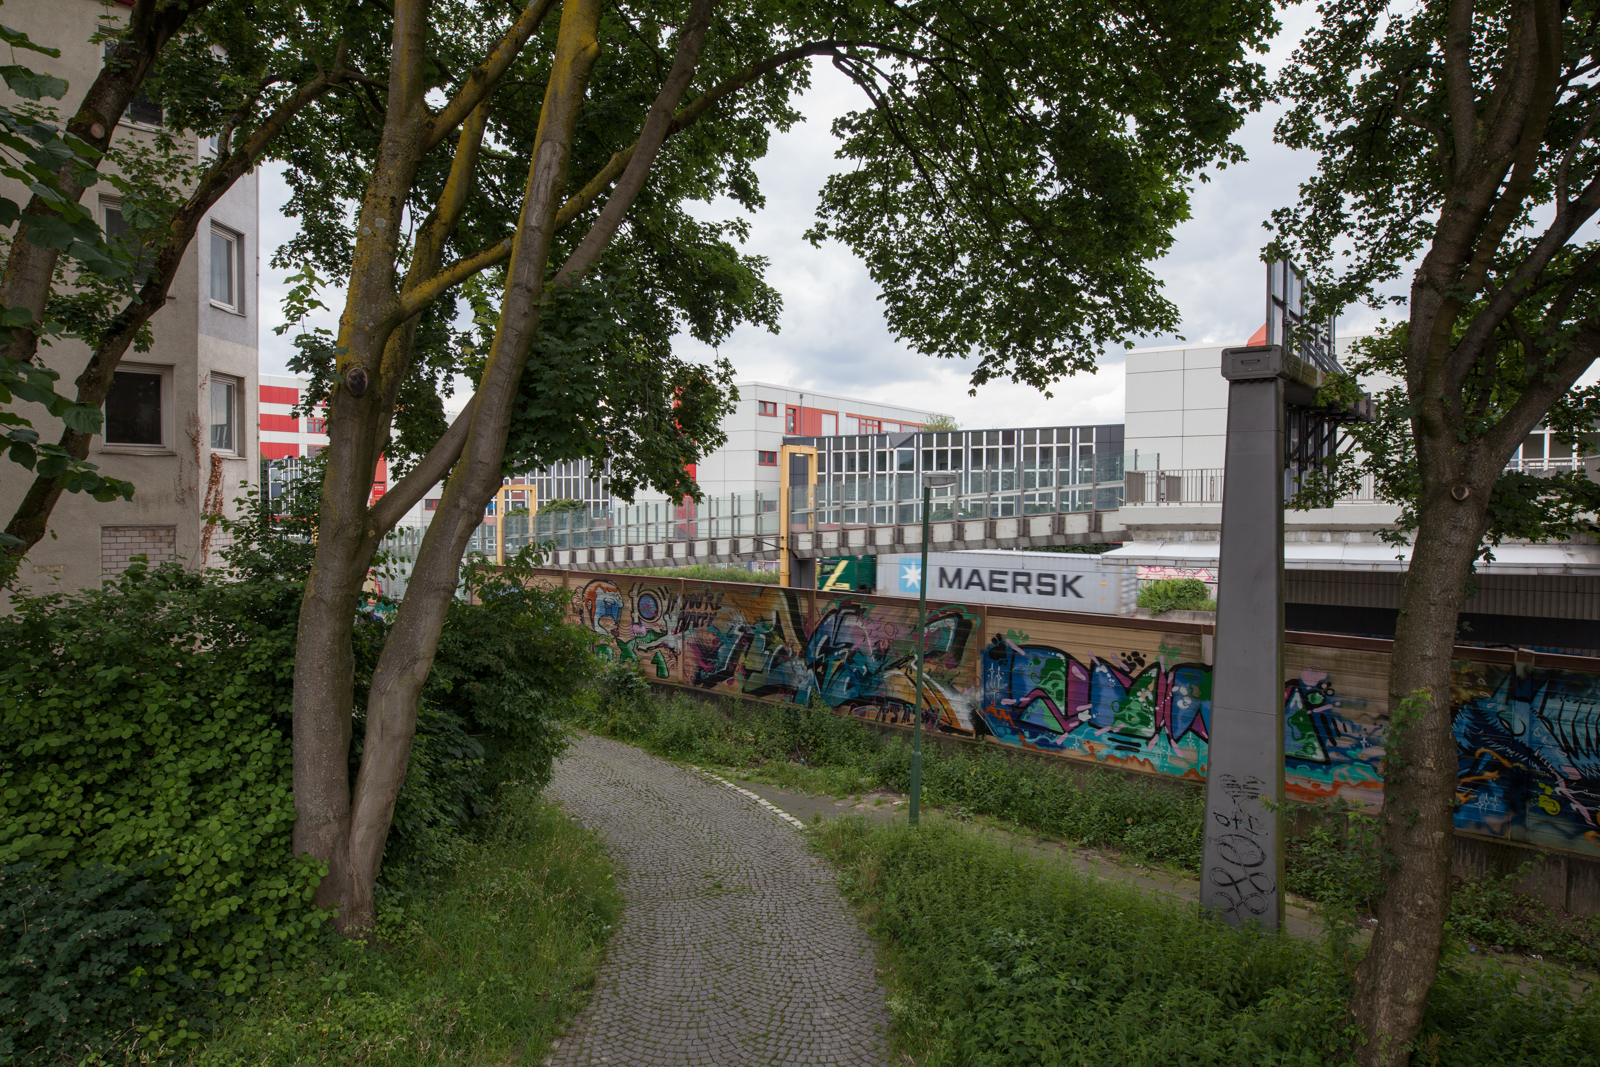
{"left": 423, "top": 0, "right": 558, "bottom": 151}
{"left": 3, "top": 59, "right": 354, "bottom": 555}
{"left": 555, "top": 0, "right": 714, "bottom": 283}
{"left": 1444, "top": 0, "right": 1479, "bottom": 181}
{"left": 394, "top": 38, "right": 848, "bottom": 321}
{"left": 367, "top": 397, "right": 476, "bottom": 532}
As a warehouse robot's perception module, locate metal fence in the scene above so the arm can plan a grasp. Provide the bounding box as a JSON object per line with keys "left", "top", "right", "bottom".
{"left": 1122, "top": 467, "right": 1382, "bottom": 506}
{"left": 501, "top": 492, "right": 783, "bottom": 554}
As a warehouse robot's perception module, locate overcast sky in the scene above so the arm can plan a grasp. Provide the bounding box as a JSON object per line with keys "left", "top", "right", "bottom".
{"left": 259, "top": 5, "right": 1390, "bottom": 428}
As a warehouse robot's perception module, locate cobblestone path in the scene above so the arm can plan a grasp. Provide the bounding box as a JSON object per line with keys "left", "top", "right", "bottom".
{"left": 545, "top": 732, "right": 890, "bottom": 1066}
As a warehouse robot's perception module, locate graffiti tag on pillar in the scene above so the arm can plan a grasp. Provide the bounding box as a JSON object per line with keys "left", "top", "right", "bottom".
{"left": 1206, "top": 774, "right": 1276, "bottom": 920}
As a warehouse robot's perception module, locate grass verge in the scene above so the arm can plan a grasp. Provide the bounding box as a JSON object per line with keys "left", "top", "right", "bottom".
{"left": 609, "top": 563, "right": 778, "bottom": 584}
{"left": 573, "top": 672, "right": 1600, "bottom": 972}
{"left": 183, "top": 782, "right": 620, "bottom": 1066}
{"left": 812, "top": 817, "right": 1600, "bottom": 1066}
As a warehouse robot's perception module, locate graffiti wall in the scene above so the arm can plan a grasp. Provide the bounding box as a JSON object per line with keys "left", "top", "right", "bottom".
{"left": 573, "top": 577, "right": 983, "bottom": 730}
{"left": 550, "top": 571, "right": 1600, "bottom": 860}
{"left": 1453, "top": 663, "right": 1600, "bottom": 856}
{"left": 974, "top": 623, "right": 1388, "bottom": 811}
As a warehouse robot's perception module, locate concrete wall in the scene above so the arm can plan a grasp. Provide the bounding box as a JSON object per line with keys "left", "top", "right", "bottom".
{"left": 0, "top": 0, "right": 258, "bottom": 595}
{"left": 535, "top": 566, "right": 1600, "bottom": 913}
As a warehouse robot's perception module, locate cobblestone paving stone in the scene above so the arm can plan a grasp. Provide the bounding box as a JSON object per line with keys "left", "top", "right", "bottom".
{"left": 545, "top": 732, "right": 890, "bottom": 1066}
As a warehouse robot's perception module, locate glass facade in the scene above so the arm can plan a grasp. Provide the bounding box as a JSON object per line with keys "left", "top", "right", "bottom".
{"left": 788, "top": 424, "right": 1126, "bottom": 527}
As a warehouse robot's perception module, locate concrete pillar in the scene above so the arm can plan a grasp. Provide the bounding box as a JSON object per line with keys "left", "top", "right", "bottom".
{"left": 1203, "top": 373, "right": 1287, "bottom": 931}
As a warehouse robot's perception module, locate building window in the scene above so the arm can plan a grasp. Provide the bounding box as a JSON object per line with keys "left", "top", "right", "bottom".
{"left": 210, "top": 227, "right": 239, "bottom": 310}
{"left": 105, "top": 42, "right": 163, "bottom": 127}
{"left": 857, "top": 417, "right": 881, "bottom": 435}
{"left": 785, "top": 406, "right": 798, "bottom": 433}
{"left": 758, "top": 450, "right": 778, "bottom": 466}
{"left": 758, "top": 400, "right": 778, "bottom": 417}
{"left": 424, "top": 498, "right": 439, "bottom": 511}
{"left": 210, "top": 375, "right": 239, "bottom": 452}
{"left": 105, "top": 370, "right": 163, "bottom": 445}
{"left": 305, "top": 415, "right": 327, "bottom": 434}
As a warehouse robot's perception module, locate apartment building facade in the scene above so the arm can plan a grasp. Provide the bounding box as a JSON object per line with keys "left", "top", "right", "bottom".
{"left": 2, "top": 0, "right": 259, "bottom": 593}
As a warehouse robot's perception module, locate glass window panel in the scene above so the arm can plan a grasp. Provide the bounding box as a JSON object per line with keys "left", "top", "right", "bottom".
{"left": 105, "top": 371, "right": 162, "bottom": 444}
{"left": 210, "top": 377, "right": 236, "bottom": 451}
{"left": 1522, "top": 434, "right": 1546, "bottom": 459}
{"left": 922, "top": 449, "right": 933, "bottom": 469}
{"left": 210, "top": 230, "right": 235, "bottom": 306}
{"left": 897, "top": 449, "right": 915, "bottom": 471}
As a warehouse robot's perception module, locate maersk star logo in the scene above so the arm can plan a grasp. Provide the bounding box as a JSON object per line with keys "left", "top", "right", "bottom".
{"left": 900, "top": 560, "right": 922, "bottom": 592}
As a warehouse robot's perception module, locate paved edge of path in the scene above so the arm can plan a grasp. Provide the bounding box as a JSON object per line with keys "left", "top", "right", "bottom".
{"left": 544, "top": 732, "right": 891, "bottom": 1067}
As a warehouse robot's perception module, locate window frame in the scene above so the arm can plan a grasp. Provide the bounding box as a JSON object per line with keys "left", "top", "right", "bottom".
{"left": 757, "top": 450, "right": 778, "bottom": 466}
{"left": 100, "top": 362, "right": 173, "bottom": 454}
{"left": 209, "top": 225, "right": 242, "bottom": 313}
{"left": 209, "top": 373, "right": 242, "bottom": 456}
{"left": 757, "top": 400, "right": 778, "bottom": 417}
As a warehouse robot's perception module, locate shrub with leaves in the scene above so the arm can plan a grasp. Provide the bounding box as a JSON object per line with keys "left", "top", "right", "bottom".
{"left": 0, "top": 862, "right": 178, "bottom": 1061}
{"left": 1137, "top": 577, "right": 1216, "bottom": 614}
{"left": 0, "top": 559, "right": 326, "bottom": 1053}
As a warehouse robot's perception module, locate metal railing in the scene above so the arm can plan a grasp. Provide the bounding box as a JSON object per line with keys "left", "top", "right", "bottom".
{"left": 1122, "top": 468, "right": 1383, "bottom": 506}
{"left": 501, "top": 491, "right": 783, "bottom": 554}
{"left": 788, "top": 458, "right": 1127, "bottom": 531}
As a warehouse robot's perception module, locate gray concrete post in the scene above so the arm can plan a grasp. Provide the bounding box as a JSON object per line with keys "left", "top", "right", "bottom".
{"left": 1203, "top": 365, "right": 1287, "bottom": 931}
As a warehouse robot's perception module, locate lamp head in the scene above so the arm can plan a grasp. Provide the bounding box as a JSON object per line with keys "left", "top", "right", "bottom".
{"left": 922, "top": 473, "right": 958, "bottom": 489}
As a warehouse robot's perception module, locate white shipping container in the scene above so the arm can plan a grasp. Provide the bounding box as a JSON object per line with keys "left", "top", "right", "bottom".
{"left": 875, "top": 549, "right": 1135, "bottom": 615}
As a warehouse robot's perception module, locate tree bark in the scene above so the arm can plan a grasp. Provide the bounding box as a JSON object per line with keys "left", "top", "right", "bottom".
{"left": 1350, "top": 482, "right": 1488, "bottom": 1066}
{"left": 291, "top": 0, "right": 435, "bottom": 918}
{"left": 335, "top": 0, "right": 607, "bottom": 931}
{"left": 0, "top": 0, "right": 208, "bottom": 362}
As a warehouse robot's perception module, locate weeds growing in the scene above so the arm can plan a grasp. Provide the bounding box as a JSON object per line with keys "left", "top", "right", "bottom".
{"left": 813, "top": 817, "right": 1600, "bottom": 1066}
{"left": 576, "top": 669, "right": 1600, "bottom": 971}
{"left": 185, "top": 784, "right": 620, "bottom": 1066}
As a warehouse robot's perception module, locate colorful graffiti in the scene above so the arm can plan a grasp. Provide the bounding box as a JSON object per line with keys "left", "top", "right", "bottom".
{"left": 1453, "top": 664, "right": 1600, "bottom": 855}
{"left": 568, "top": 574, "right": 1600, "bottom": 859}
{"left": 681, "top": 586, "right": 982, "bottom": 730}
{"left": 974, "top": 633, "right": 1382, "bottom": 806}
{"left": 579, "top": 578, "right": 683, "bottom": 679}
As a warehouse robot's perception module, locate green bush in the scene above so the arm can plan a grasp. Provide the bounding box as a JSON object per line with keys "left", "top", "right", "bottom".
{"left": 611, "top": 563, "right": 780, "bottom": 584}
{"left": 375, "top": 553, "right": 593, "bottom": 891}
{"left": 1137, "top": 577, "right": 1216, "bottom": 613}
{"left": 0, "top": 862, "right": 178, "bottom": 1061}
{"left": 815, "top": 818, "right": 1600, "bottom": 1066}
{"left": 0, "top": 561, "right": 326, "bottom": 1055}
{"left": 0, "top": 492, "right": 595, "bottom": 1058}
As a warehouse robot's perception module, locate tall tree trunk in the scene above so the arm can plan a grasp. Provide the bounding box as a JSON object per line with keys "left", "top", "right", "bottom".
{"left": 334, "top": 0, "right": 604, "bottom": 932}
{"left": 290, "top": 0, "right": 433, "bottom": 918}
{"left": 1350, "top": 457, "right": 1493, "bottom": 1066}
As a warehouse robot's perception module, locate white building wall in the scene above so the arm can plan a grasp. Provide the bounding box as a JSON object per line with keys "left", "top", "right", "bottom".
{"left": 0, "top": 1, "right": 259, "bottom": 595}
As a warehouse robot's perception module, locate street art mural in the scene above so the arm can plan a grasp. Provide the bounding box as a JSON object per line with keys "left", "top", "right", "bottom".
{"left": 679, "top": 586, "right": 983, "bottom": 730}
{"left": 579, "top": 578, "right": 683, "bottom": 679}
{"left": 974, "top": 631, "right": 1384, "bottom": 809}
{"left": 1453, "top": 664, "right": 1600, "bottom": 856}
{"left": 564, "top": 572, "right": 1600, "bottom": 859}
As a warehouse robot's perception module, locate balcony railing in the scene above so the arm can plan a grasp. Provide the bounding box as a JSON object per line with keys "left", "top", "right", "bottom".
{"left": 1122, "top": 468, "right": 1382, "bottom": 506}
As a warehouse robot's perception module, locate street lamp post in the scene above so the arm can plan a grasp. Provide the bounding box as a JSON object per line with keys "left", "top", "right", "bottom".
{"left": 910, "top": 471, "right": 958, "bottom": 827}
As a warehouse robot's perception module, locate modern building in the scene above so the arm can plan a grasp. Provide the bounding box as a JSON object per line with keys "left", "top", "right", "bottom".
{"left": 1113, "top": 335, "right": 1600, "bottom": 653}
{"left": 523, "top": 382, "right": 942, "bottom": 510}
{"left": 258, "top": 375, "right": 388, "bottom": 507}
{"left": 1, "top": 1, "right": 259, "bottom": 593}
